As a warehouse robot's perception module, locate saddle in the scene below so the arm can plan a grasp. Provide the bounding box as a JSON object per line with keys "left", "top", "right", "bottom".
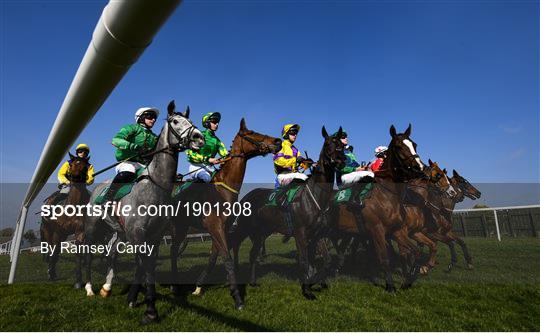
{"left": 94, "top": 167, "right": 148, "bottom": 205}
{"left": 334, "top": 182, "right": 374, "bottom": 206}
{"left": 266, "top": 183, "right": 302, "bottom": 207}
{"left": 171, "top": 178, "right": 206, "bottom": 199}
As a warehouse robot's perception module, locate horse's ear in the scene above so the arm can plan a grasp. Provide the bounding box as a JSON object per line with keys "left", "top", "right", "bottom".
{"left": 390, "top": 125, "right": 397, "bottom": 138}
{"left": 428, "top": 158, "right": 433, "bottom": 166}
{"left": 69, "top": 152, "right": 75, "bottom": 160}
{"left": 240, "top": 118, "right": 247, "bottom": 131}
{"left": 337, "top": 126, "right": 343, "bottom": 137}
{"left": 322, "top": 126, "right": 329, "bottom": 139}
{"left": 453, "top": 169, "right": 459, "bottom": 177}
{"left": 404, "top": 123, "right": 412, "bottom": 137}
{"left": 443, "top": 168, "right": 447, "bottom": 174}
{"left": 182, "top": 105, "right": 190, "bottom": 118}
{"left": 167, "top": 100, "right": 176, "bottom": 116}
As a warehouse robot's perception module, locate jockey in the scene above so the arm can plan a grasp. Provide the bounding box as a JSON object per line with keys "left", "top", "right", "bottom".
{"left": 185, "top": 112, "right": 228, "bottom": 182}
{"left": 57, "top": 143, "right": 95, "bottom": 188}
{"left": 334, "top": 130, "right": 374, "bottom": 189}
{"left": 370, "top": 145, "right": 388, "bottom": 172}
{"left": 273, "top": 124, "right": 311, "bottom": 187}
{"left": 104, "top": 107, "right": 159, "bottom": 202}
{"left": 53, "top": 143, "right": 95, "bottom": 204}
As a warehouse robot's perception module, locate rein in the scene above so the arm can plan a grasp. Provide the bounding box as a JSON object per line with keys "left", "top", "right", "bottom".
{"left": 93, "top": 115, "right": 195, "bottom": 178}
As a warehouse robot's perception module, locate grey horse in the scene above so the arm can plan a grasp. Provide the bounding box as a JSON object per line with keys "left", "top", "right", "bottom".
{"left": 83, "top": 100, "right": 204, "bottom": 324}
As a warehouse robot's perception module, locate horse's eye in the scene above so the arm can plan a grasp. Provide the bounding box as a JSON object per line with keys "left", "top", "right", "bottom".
{"left": 173, "top": 120, "right": 178, "bottom": 125}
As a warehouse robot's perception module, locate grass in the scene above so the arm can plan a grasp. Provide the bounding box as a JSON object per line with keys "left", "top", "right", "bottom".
{"left": 0, "top": 237, "right": 539, "bottom": 331}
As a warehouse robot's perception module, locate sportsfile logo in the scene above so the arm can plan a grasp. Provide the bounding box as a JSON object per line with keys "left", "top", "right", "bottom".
{"left": 40, "top": 201, "right": 252, "bottom": 220}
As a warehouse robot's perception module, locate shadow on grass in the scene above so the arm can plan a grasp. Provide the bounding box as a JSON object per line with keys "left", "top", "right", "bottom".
{"left": 160, "top": 288, "right": 273, "bottom": 332}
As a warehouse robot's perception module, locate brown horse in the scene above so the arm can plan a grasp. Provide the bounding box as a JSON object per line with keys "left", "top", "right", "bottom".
{"left": 401, "top": 159, "right": 457, "bottom": 275}
{"left": 40, "top": 154, "right": 91, "bottom": 287}
{"left": 169, "top": 118, "right": 282, "bottom": 310}
{"left": 223, "top": 126, "right": 346, "bottom": 300}
{"left": 424, "top": 169, "right": 481, "bottom": 272}
{"left": 324, "top": 124, "right": 427, "bottom": 291}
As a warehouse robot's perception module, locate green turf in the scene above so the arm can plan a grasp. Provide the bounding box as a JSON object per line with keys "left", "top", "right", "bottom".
{"left": 0, "top": 237, "right": 539, "bottom": 331}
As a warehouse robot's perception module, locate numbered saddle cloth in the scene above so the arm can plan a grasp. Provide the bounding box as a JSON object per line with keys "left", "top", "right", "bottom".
{"left": 266, "top": 184, "right": 302, "bottom": 207}
{"left": 94, "top": 167, "right": 148, "bottom": 204}
{"left": 334, "top": 182, "right": 374, "bottom": 204}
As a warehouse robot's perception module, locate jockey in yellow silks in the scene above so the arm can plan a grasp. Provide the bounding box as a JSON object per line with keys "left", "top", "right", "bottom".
{"left": 273, "top": 124, "right": 309, "bottom": 187}
{"left": 57, "top": 143, "right": 95, "bottom": 188}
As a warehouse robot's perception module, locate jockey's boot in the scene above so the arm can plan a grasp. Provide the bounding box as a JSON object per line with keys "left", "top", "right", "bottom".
{"left": 347, "top": 176, "right": 375, "bottom": 211}
{"left": 351, "top": 208, "right": 366, "bottom": 235}
{"left": 104, "top": 171, "right": 136, "bottom": 203}
{"left": 280, "top": 202, "right": 295, "bottom": 243}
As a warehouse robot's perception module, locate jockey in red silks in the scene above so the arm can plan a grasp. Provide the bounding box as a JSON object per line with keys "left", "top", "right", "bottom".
{"left": 370, "top": 145, "right": 388, "bottom": 173}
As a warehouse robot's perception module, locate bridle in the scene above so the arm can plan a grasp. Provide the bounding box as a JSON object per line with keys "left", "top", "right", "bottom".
{"left": 389, "top": 138, "right": 425, "bottom": 179}
{"left": 166, "top": 114, "right": 198, "bottom": 152}
{"left": 227, "top": 130, "right": 281, "bottom": 159}
{"left": 67, "top": 158, "right": 89, "bottom": 184}
{"left": 316, "top": 136, "right": 344, "bottom": 171}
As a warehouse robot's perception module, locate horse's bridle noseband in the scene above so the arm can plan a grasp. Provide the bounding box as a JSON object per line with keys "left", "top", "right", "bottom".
{"left": 167, "top": 115, "right": 197, "bottom": 152}
{"left": 390, "top": 139, "right": 425, "bottom": 178}
{"left": 230, "top": 131, "right": 280, "bottom": 159}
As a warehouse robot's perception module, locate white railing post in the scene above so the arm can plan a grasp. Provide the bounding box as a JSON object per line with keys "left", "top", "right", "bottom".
{"left": 493, "top": 209, "right": 501, "bottom": 242}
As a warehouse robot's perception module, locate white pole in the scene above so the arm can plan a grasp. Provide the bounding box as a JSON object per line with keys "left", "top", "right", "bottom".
{"left": 8, "top": 206, "right": 28, "bottom": 283}
{"left": 9, "top": 224, "right": 18, "bottom": 262}
{"left": 7, "top": 0, "right": 182, "bottom": 284}
{"left": 494, "top": 209, "right": 501, "bottom": 242}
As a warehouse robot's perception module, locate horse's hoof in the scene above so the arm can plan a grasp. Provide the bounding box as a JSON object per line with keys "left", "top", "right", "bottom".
{"left": 100, "top": 288, "right": 111, "bottom": 298}
{"left": 140, "top": 312, "right": 159, "bottom": 325}
{"left": 128, "top": 301, "right": 136, "bottom": 308}
{"left": 302, "top": 292, "right": 317, "bottom": 300}
{"left": 74, "top": 282, "right": 84, "bottom": 289}
{"left": 419, "top": 266, "right": 429, "bottom": 275}
{"left": 320, "top": 282, "right": 329, "bottom": 290}
{"left": 401, "top": 283, "right": 412, "bottom": 290}
{"left": 235, "top": 302, "right": 245, "bottom": 310}
{"left": 466, "top": 263, "right": 474, "bottom": 270}
{"left": 385, "top": 284, "right": 396, "bottom": 293}
{"left": 192, "top": 286, "right": 203, "bottom": 296}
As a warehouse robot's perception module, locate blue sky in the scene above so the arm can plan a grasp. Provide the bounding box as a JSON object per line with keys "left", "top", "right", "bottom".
{"left": 1, "top": 0, "right": 539, "bottom": 186}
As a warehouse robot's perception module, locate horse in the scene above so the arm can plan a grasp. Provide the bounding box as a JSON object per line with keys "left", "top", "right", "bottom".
{"left": 328, "top": 158, "right": 456, "bottom": 278}
{"left": 169, "top": 118, "right": 282, "bottom": 310}
{"left": 400, "top": 159, "right": 457, "bottom": 275}
{"left": 222, "top": 126, "right": 346, "bottom": 300}
{"left": 84, "top": 101, "right": 204, "bottom": 324}
{"left": 425, "top": 169, "right": 481, "bottom": 272}
{"left": 40, "top": 154, "right": 91, "bottom": 286}
{"left": 323, "top": 124, "right": 427, "bottom": 291}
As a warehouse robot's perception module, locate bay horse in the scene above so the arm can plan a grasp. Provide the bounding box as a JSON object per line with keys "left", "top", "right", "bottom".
{"left": 217, "top": 126, "right": 346, "bottom": 300}
{"left": 400, "top": 159, "right": 457, "bottom": 275}
{"left": 323, "top": 124, "right": 427, "bottom": 291}
{"left": 329, "top": 159, "right": 456, "bottom": 277}
{"left": 85, "top": 101, "right": 204, "bottom": 324}
{"left": 425, "top": 169, "right": 481, "bottom": 272}
{"left": 40, "top": 154, "right": 91, "bottom": 286}
{"left": 169, "top": 118, "right": 282, "bottom": 310}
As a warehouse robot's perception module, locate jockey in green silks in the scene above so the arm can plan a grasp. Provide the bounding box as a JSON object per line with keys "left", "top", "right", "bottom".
{"left": 334, "top": 130, "right": 374, "bottom": 189}
{"left": 104, "top": 107, "right": 159, "bottom": 202}
{"left": 185, "top": 112, "right": 228, "bottom": 182}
